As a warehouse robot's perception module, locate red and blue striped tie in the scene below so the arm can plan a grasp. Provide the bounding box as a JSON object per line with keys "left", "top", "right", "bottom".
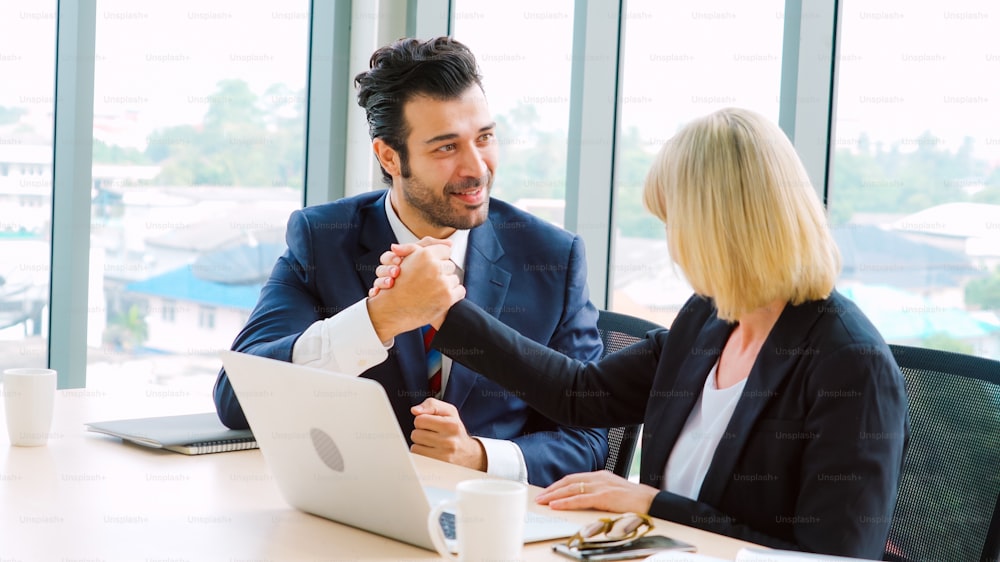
{"left": 421, "top": 325, "right": 443, "bottom": 397}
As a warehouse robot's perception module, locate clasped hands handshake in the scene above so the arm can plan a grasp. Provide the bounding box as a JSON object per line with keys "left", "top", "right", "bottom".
{"left": 366, "top": 237, "right": 462, "bottom": 329}
{"left": 364, "top": 237, "right": 660, "bottom": 515}
{"left": 364, "top": 237, "right": 484, "bottom": 471}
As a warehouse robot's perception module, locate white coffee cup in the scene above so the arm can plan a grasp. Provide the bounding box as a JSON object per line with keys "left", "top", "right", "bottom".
{"left": 427, "top": 478, "right": 527, "bottom": 562}
{"left": 3, "top": 368, "right": 57, "bottom": 446}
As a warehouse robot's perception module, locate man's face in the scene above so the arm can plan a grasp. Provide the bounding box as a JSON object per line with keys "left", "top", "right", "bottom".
{"left": 385, "top": 85, "right": 498, "bottom": 239}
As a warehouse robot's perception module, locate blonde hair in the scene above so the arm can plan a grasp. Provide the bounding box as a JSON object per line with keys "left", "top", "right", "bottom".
{"left": 642, "top": 108, "right": 840, "bottom": 321}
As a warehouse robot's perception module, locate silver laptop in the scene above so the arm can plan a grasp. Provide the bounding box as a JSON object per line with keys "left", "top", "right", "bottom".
{"left": 220, "top": 350, "right": 580, "bottom": 551}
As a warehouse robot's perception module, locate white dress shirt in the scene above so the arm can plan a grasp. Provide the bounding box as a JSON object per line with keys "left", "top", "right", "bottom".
{"left": 290, "top": 193, "right": 528, "bottom": 482}
{"left": 663, "top": 362, "right": 748, "bottom": 500}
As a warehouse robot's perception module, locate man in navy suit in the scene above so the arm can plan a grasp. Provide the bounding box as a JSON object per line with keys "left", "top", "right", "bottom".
{"left": 213, "top": 36, "right": 607, "bottom": 486}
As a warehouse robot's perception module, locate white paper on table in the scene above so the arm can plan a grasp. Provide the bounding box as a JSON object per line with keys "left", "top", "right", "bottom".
{"left": 733, "top": 547, "right": 877, "bottom": 562}
{"left": 644, "top": 546, "right": 878, "bottom": 562}
{"left": 643, "top": 551, "right": 729, "bottom": 562}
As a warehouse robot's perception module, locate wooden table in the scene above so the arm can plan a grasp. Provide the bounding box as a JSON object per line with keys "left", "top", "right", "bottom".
{"left": 0, "top": 384, "right": 760, "bottom": 560}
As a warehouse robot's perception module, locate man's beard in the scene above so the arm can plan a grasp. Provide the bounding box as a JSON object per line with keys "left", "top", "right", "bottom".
{"left": 399, "top": 172, "right": 493, "bottom": 231}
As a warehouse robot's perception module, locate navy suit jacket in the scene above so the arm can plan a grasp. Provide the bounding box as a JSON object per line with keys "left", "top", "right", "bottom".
{"left": 434, "top": 292, "right": 909, "bottom": 558}
{"left": 213, "top": 190, "right": 607, "bottom": 486}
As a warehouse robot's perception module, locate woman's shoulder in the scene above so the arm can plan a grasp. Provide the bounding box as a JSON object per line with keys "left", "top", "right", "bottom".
{"left": 789, "top": 291, "right": 902, "bottom": 382}
{"left": 806, "top": 290, "right": 887, "bottom": 348}
{"left": 654, "top": 294, "right": 725, "bottom": 355}
{"left": 671, "top": 294, "right": 718, "bottom": 326}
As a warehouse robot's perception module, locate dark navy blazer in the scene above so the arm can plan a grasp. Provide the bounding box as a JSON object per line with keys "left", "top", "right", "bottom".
{"left": 434, "top": 292, "right": 909, "bottom": 558}
{"left": 213, "top": 190, "right": 607, "bottom": 486}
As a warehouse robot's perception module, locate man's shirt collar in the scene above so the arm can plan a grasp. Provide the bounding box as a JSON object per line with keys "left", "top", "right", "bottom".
{"left": 384, "top": 191, "right": 470, "bottom": 271}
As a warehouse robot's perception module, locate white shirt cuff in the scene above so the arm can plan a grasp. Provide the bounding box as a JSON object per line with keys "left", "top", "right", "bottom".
{"left": 476, "top": 437, "right": 528, "bottom": 484}
{"left": 291, "top": 299, "right": 390, "bottom": 375}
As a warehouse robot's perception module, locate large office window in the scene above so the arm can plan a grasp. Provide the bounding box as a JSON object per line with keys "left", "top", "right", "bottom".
{"left": 22, "top": 1, "right": 1000, "bottom": 391}
{"left": 831, "top": 2, "right": 1000, "bottom": 359}
{"left": 452, "top": 0, "right": 575, "bottom": 225}
{"left": 0, "top": 2, "right": 56, "bottom": 371}
{"left": 87, "top": 1, "right": 309, "bottom": 387}
{"left": 610, "top": 0, "right": 784, "bottom": 326}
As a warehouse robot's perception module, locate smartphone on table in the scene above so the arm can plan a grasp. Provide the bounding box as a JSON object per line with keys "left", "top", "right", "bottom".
{"left": 552, "top": 535, "right": 696, "bottom": 561}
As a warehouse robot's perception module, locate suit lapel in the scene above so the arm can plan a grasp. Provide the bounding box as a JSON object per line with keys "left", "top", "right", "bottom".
{"left": 696, "top": 300, "right": 825, "bottom": 505}
{"left": 442, "top": 218, "right": 510, "bottom": 408}
{"left": 357, "top": 191, "right": 397, "bottom": 291}
{"left": 355, "top": 191, "right": 427, "bottom": 404}
{"left": 642, "top": 315, "right": 733, "bottom": 487}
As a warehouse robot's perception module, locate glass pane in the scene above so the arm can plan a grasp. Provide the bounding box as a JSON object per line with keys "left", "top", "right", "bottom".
{"left": 452, "top": 1, "right": 575, "bottom": 226}
{"left": 89, "top": 1, "right": 309, "bottom": 389}
{"left": 611, "top": 0, "right": 784, "bottom": 327}
{"left": 831, "top": 2, "right": 1000, "bottom": 360}
{"left": 0, "top": 2, "right": 56, "bottom": 370}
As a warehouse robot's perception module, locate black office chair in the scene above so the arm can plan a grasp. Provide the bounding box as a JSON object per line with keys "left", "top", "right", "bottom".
{"left": 884, "top": 344, "right": 1000, "bottom": 562}
{"left": 596, "top": 309, "right": 666, "bottom": 478}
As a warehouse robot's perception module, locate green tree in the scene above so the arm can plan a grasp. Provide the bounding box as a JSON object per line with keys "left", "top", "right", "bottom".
{"left": 146, "top": 124, "right": 199, "bottom": 163}
{"left": 613, "top": 126, "right": 662, "bottom": 239}
{"left": 0, "top": 105, "right": 25, "bottom": 125}
{"left": 972, "top": 165, "right": 1000, "bottom": 204}
{"left": 490, "top": 114, "right": 664, "bottom": 238}
{"left": 92, "top": 139, "right": 150, "bottom": 165}
{"left": 965, "top": 266, "right": 1000, "bottom": 310}
{"left": 830, "top": 132, "right": 993, "bottom": 225}
{"left": 147, "top": 79, "right": 304, "bottom": 188}
{"left": 103, "top": 304, "right": 148, "bottom": 351}
{"left": 919, "top": 331, "right": 975, "bottom": 354}
{"left": 491, "top": 102, "right": 567, "bottom": 202}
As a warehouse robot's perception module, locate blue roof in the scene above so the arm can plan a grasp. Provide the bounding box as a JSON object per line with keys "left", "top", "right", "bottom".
{"left": 125, "top": 265, "right": 263, "bottom": 310}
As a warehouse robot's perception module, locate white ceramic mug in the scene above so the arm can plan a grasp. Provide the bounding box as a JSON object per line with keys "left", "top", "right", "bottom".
{"left": 427, "top": 478, "right": 527, "bottom": 562}
{"left": 3, "top": 368, "right": 57, "bottom": 446}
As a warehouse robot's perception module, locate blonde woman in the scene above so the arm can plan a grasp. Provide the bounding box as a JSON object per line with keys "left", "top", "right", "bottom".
{"left": 372, "top": 108, "right": 908, "bottom": 557}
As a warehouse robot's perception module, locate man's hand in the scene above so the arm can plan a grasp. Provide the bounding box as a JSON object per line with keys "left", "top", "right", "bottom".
{"left": 366, "top": 241, "right": 465, "bottom": 342}
{"left": 410, "top": 398, "right": 487, "bottom": 472}
{"left": 369, "top": 237, "right": 450, "bottom": 298}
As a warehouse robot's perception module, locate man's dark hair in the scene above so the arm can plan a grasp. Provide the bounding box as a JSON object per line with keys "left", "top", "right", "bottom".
{"left": 354, "top": 36, "right": 484, "bottom": 185}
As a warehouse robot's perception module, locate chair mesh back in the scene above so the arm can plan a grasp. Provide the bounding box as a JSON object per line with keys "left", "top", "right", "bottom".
{"left": 885, "top": 345, "right": 1000, "bottom": 562}
{"left": 596, "top": 311, "right": 666, "bottom": 478}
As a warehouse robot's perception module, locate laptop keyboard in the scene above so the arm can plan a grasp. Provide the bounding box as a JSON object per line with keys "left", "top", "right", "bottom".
{"left": 439, "top": 511, "right": 456, "bottom": 540}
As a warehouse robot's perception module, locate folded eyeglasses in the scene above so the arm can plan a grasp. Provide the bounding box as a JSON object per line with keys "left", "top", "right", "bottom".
{"left": 565, "top": 512, "right": 654, "bottom": 550}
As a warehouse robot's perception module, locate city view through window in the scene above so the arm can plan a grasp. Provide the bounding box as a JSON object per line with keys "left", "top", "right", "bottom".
{"left": 1, "top": 2, "right": 998, "bottom": 397}
{"left": 1, "top": 1, "right": 310, "bottom": 390}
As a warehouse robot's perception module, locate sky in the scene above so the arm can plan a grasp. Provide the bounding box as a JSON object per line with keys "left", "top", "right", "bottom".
{"left": 0, "top": 0, "right": 310, "bottom": 147}
{"left": 1, "top": 0, "right": 998, "bottom": 159}
{"left": 456, "top": 0, "right": 1000, "bottom": 161}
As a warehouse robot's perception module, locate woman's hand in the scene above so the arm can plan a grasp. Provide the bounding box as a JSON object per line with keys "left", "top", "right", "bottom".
{"left": 365, "top": 241, "right": 464, "bottom": 339}
{"left": 535, "top": 470, "right": 660, "bottom": 514}
{"left": 368, "top": 237, "right": 450, "bottom": 297}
